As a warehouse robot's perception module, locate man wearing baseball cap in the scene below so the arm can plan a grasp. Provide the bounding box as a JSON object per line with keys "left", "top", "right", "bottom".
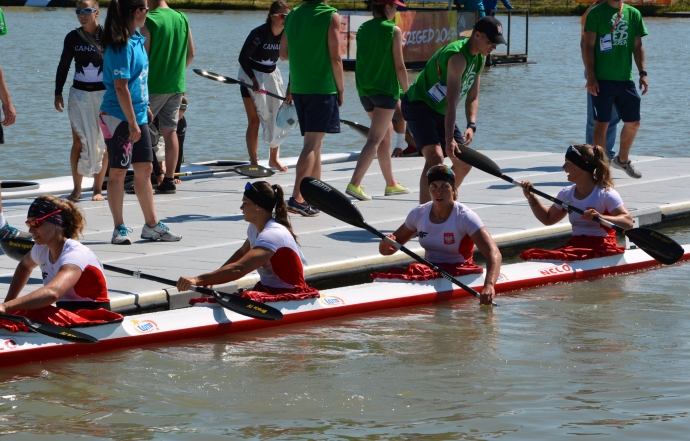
{"left": 401, "top": 16, "right": 504, "bottom": 204}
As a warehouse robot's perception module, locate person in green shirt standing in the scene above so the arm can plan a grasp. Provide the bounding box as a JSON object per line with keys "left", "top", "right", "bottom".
{"left": 141, "top": 0, "right": 195, "bottom": 194}
{"left": 401, "top": 16, "right": 504, "bottom": 204}
{"left": 280, "top": 0, "right": 344, "bottom": 217}
{"left": 584, "top": 0, "right": 647, "bottom": 179}
{"left": 346, "top": 0, "right": 410, "bottom": 201}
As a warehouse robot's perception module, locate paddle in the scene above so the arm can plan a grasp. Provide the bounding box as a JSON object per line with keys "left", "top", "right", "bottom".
{"left": 194, "top": 69, "right": 287, "bottom": 101}
{"left": 340, "top": 119, "right": 370, "bottom": 138}
{"left": 0, "top": 234, "right": 34, "bottom": 261}
{"left": 0, "top": 313, "right": 99, "bottom": 344}
{"left": 175, "top": 164, "right": 274, "bottom": 178}
{"left": 102, "top": 264, "right": 283, "bottom": 321}
{"left": 455, "top": 146, "right": 684, "bottom": 265}
{"left": 300, "top": 177, "right": 497, "bottom": 306}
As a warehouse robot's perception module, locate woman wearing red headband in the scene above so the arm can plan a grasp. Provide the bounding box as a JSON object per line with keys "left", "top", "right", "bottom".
{"left": 378, "top": 164, "right": 501, "bottom": 305}
{"left": 177, "top": 182, "right": 318, "bottom": 302}
{"left": 520, "top": 144, "right": 633, "bottom": 260}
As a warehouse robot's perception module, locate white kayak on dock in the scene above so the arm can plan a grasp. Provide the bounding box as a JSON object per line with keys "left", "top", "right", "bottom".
{"left": 2, "top": 245, "right": 689, "bottom": 368}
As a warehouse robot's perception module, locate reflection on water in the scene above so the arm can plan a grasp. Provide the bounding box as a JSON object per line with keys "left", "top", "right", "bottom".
{"left": 0, "top": 10, "right": 688, "bottom": 180}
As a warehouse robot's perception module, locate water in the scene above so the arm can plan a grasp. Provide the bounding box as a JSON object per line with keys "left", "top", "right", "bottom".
{"left": 0, "top": 9, "right": 689, "bottom": 180}
{"left": 1, "top": 9, "right": 690, "bottom": 439}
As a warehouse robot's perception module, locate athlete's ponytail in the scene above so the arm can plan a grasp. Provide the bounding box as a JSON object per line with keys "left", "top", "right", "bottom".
{"left": 253, "top": 181, "right": 298, "bottom": 243}
{"left": 102, "top": 0, "right": 146, "bottom": 48}
{"left": 573, "top": 144, "right": 614, "bottom": 190}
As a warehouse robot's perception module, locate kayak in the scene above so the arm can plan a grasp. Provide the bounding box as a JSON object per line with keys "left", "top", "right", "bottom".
{"left": 2, "top": 245, "right": 689, "bottom": 368}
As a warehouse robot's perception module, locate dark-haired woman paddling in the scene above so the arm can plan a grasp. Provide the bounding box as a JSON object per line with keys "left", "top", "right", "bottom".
{"left": 521, "top": 144, "right": 633, "bottom": 261}
{"left": 177, "top": 182, "right": 316, "bottom": 298}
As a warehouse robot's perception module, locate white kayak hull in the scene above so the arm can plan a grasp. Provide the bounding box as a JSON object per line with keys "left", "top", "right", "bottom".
{"left": 2, "top": 245, "right": 689, "bottom": 367}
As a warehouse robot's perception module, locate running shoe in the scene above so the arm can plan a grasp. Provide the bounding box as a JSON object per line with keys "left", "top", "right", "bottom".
{"left": 156, "top": 178, "right": 177, "bottom": 194}
{"left": 384, "top": 183, "right": 410, "bottom": 196}
{"left": 112, "top": 224, "right": 133, "bottom": 245}
{"left": 346, "top": 184, "right": 372, "bottom": 201}
{"left": 0, "top": 222, "right": 21, "bottom": 240}
{"left": 141, "top": 221, "right": 182, "bottom": 242}
{"left": 287, "top": 197, "right": 320, "bottom": 217}
{"left": 611, "top": 156, "right": 642, "bottom": 179}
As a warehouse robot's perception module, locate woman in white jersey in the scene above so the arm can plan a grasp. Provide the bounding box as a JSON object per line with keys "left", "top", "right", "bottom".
{"left": 177, "top": 181, "right": 316, "bottom": 297}
{"left": 1, "top": 195, "right": 110, "bottom": 314}
{"left": 379, "top": 164, "right": 501, "bottom": 305}
{"left": 520, "top": 144, "right": 633, "bottom": 261}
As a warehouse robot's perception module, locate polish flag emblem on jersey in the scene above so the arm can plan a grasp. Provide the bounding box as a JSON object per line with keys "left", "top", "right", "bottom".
{"left": 444, "top": 233, "right": 455, "bottom": 244}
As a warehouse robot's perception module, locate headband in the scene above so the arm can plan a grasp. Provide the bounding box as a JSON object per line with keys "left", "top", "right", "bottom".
{"left": 244, "top": 182, "right": 277, "bottom": 213}
{"left": 426, "top": 165, "right": 455, "bottom": 186}
{"left": 27, "top": 198, "right": 64, "bottom": 226}
{"left": 565, "top": 145, "right": 596, "bottom": 173}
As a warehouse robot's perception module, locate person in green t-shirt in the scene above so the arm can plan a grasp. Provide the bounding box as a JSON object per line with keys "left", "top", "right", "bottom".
{"left": 141, "top": 0, "right": 195, "bottom": 195}
{"left": 280, "top": 0, "right": 344, "bottom": 217}
{"left": 401, "top": 16, "right": 505, "bottom": 204}
{"left": 584, "top": 0, "right": 647, "bottom": 179}
{"left": 345, "top": 0, "right": 410, "bottom": 202}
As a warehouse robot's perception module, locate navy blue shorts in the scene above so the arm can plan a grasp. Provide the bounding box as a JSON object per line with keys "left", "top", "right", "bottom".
{"left": 292, "top": 93, "right": 341, "bottom": 136}
{"left": 401, "top": 94, "right": 464, "bottom": 157}
{"left": 591, "top": 80, "right": 641, "bottom": 123}
{"left": 359, "top": 94, "right": 398, "bottom": 112}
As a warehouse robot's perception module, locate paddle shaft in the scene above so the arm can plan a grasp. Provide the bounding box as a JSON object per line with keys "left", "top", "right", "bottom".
{"left": 173, "top": 165, "right": 273, "bottom": 178}
{"left": 194, "top": 69, "right": 286, "bottom": 100}
{"left": 0, "top": 313, "right": 99, "bottom": 344}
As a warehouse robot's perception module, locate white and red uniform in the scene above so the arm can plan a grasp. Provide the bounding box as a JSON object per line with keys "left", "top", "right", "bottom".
{"left": 404, "top": 202, "right": 484, "bottom": 264}
{"left": 247, "top": 219, "right": 308, "bottom": 290}
{"left": 553, "top": 185, "right": 624, "bottom": 237}
{"left": 30, "top": 239, "right": 108, "bottom": 304}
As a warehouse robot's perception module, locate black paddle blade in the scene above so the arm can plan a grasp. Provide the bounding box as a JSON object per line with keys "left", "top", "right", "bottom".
{"left": 207, "top": 289, "right": 283, "bottom": 321}
{"left": 0, "top": 314, "right": 99, "bottom": 344}
{"left": 235, "top": 164, "right": 275, "bottom": 178}
{"left": 0, "top": 234, "right": 34, "bottom": 261}
{"left": 193, "top": 68, "right": 232, "bottom": 84}
{"left": 626, "top": 227, "right": 685, "bottom": 265}
{"left": 300, "top": 177, "right": 366, "bottom": 228}
{"left": 456, "top": 145, "right": 505, "bottom": 179}
{"left": 340, "top": 119, "right": 370, "bottom": 138}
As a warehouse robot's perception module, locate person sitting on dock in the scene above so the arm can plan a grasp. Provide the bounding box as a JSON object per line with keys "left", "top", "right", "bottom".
{"left": 378, "top": 165, "right": 502, "bottom": 306}
{"left": 0, "top": 196, "right": 122, "bottom": 330}
{"left": 401, "top": 16, "right": 505, "bottom": 204}
{"left": 520, "top": 144, "right": 633, "bottom": 261}
{"left": 177, "top": 181, "right": 318, "bottom": 302}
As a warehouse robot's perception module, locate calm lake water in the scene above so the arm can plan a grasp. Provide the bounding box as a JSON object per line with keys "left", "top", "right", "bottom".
{"left": 1, "top": 8, "right": 690, "bottom": 440}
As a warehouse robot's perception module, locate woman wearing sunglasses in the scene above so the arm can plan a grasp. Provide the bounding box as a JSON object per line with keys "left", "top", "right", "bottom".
{"left": 237, "top": 0, "right": 291, "bottom": 173}
{"left": 55, "top": 0, "right": 108, "bottom": 203}
{"left": 0, "top": 196, "right": 112, "bottom": 316}
{"left": 100, "top": 0, "right": 181, "bottom": 244}
{"left": 177, "top": 182, "right": 317, "bottom": 301}
{"left": 520, "top": 144, "right": 633, "bottom": 261}
{"left": 378, "top": 165, "right": 502, "bottom": 306}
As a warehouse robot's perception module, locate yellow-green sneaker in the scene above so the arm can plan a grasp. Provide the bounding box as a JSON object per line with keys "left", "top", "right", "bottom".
{"left": 384, "top": 183, "right": 410, "bottom": 196}
{"left": 346, "top": 183, "right": 372, "bottom": 201}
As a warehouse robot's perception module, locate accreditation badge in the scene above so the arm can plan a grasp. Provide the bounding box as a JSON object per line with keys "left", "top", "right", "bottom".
{"left": 599, "top": 34, "right": 612, "bottom": 52}
{"left": 427, "top": 82, "right": 447, "bottom": 104}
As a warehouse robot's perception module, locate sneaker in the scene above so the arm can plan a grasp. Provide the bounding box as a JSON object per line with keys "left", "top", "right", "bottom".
{"left": 287, "top": 197, "right": 320, "bottom": 217}
{"left": 384, "top": 183, "right": 410, "bottom": 196}
{"left": 111, "top": 224, "right": 133, "bottom": 245}
{"left": 611, "top": 155, "right": 642, "bottom": 179}
{"left": 141, "top": 221, "right": 182, "bottom": 242}
{"left": 0, "top": 222, "right": 21, "bottom": 240}
{"left": 346, "top": 183, "right": 372, "bottom": 201}
{"left": 156, "top": 178, "right": 177, "bottom": 194}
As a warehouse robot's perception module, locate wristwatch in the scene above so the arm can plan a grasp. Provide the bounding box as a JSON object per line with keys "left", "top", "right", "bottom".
{"left": 467, "top": 122, "right": 477, "bottom": 133}
{"left": 639, "top": 70, "right": 647, "bottom": 77}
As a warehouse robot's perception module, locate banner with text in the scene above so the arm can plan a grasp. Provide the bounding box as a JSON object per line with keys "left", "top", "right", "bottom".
{"left": 575, "top": 0, "right": 671, "bottom": 4}
{"left": 395, "top": 11, "right": 458, "bottom": 63}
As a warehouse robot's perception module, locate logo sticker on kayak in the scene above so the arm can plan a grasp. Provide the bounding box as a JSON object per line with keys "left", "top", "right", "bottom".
{"left": 497, "top": 272, "right": 508, "bottom": 282}
{"left": 0, "top": 339, "right": 18, "bottom": 351}
{"left": 130, "top": 319, "right": 159, "bottom": 334}
{"left": 319, "top": 295, "right": 345, "bottom": 307}
{"left": 539, "top": 263, "right": 573, "bottom": 276}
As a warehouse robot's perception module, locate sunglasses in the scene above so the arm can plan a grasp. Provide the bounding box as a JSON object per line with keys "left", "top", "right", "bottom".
{"left": 179, "top": 104, "right": 188, "bottom": 111}
{"left": 25, "top": 209, "right": 62, "bottom": 229}
{"left": 271, "top": 13, "right": 289, "bottom": 19}
{"left": 426, "top": 165, "right": 454, "bottom": 176}
{"left": 75, "top": 7, "right": 98, "bottom": 15}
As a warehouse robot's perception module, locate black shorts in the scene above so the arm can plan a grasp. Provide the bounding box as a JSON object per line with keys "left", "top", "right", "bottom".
{"left": 292, "top": 93, "right": 341, "bottom": 136}
{"left": 100, "top": 115, "right": 153, "bottom": 169}
{"left": 359, "top": 94, "right": 398, "bottom": 112}
{"left": 240, "top": 85, "right": 251, "bottom": 98}
{"left": 401, "top": 94, "right": 464, "bottom": 156}
{"left": 591, "top": 80, "right": 641, "bottom": 123}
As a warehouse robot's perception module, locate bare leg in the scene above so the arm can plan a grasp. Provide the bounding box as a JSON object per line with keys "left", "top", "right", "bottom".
{"left": 69, "top": 127, "right": 83, "bottom": 201}
{"left": 242, "top": 97, "right": 260, "bottom": 165}
{"left": 292, "top": 132, "right": 326, "bottom": 202}
{"left": 161, "top": 127, "right": 179, "bottom": 182}
{"left": 107, "top": 168, "right": 127, "bottom": 227}
{"left": 449, "top": 155, "right": 473, "bottom": 188}
{"left": 593, "top": 120, "right": 610, "bottom": 152}
{"left": 92, "top": 150, "right": 108, "bottom": 201}
{"left": 618, "top": 121, "right": 640, "bottom": 163}
{"left": 419, "top": 144, "right": 445, "bottom": 204}
{"left": 269, "top": 146, "right": 288, "bottom": 172}
{"left": 349, "top": 108, "right": 397, "bottom": 188}
{"left": 132, "top": 161, "right": 158, "bottom": 227}
{"left": 376, "top": 124, "right": 397, "bottom": 187}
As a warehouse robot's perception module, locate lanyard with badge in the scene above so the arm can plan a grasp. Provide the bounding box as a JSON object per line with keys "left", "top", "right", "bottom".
{"left": 427, "top": 57, "right": 447, "bottom": 103}
{"left": 600, "top": 3, "right": 623, "bottom": 53}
